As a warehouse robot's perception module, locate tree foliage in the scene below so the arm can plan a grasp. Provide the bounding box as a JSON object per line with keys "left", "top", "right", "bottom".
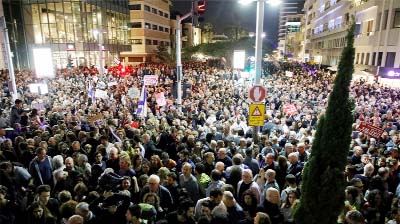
{"left": 154, "top": 45, "right": 175, "bottom": 64}
{"left": 294, "top": 23, "right": 355, "bottom": 224}
{"left": 182, "top": 37, "right": 274, "bottom": 66}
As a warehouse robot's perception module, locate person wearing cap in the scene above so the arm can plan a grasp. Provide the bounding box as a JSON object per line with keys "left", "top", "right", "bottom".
{"left": 89, "top": 191, "right": 131, "bottom": 224}
{"left": 10, "top": 99, "right": 23, "bottom": 126}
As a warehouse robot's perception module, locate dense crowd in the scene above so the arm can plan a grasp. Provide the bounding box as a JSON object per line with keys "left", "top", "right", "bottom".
{"left": 0, "top": 60, "right": 400, "bottom": 224}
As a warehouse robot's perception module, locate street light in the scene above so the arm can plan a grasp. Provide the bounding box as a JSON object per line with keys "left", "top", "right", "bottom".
{"left": 239, "top": 0, "right": 281, "bottom": 84}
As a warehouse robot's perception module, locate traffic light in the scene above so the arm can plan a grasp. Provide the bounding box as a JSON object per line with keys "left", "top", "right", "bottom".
{"left": 195, "top": 0, "right": 206, "bottom": 14}
{"left": 193, "top": 0, "right": 206, "bottom": 27}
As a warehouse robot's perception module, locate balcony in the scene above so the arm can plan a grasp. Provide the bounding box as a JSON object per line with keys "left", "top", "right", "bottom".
{"left": 350, "top": 0, "right": 379, "bottom": 12}
{"left": 354, "top": 32, "right": 377, "bottom": 46}
{"left": 312, "top": 22, "right": 351, "bottom": 39}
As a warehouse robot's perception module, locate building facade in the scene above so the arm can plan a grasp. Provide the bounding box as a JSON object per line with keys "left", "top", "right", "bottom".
{"left": 278, "top": 0, "right": 305, "bottom": 41}
{"left": 304, "top": 0, "right": 400, "bottom": 74}
{"left": 304, "top": 0, "right": 352, "bottom": 66}
{"left": 284, "top": 14, "right": 305, "bottom": 60}
{"left": 121, "top": 0, "right": 171, "bottom": 64}
{"left": 5, "top": 0, "right": 131, "bottom": 69}
{"left": 353, "top": 0, "right": 400, "bottom": 71}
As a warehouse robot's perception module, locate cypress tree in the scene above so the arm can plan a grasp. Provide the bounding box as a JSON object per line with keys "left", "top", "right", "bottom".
{"left": 294, "top": 23, "right": 355, "bottom": 224}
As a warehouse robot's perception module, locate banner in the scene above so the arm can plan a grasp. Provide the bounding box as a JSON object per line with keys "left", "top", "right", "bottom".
{"left": 94, "top": 89, "right": 108, "bottom": 99}
{"left": 285, "top": 71, "right": 293, "bottom": 77}
{"left": 155, "top": 92, "right": 167, "bottom": 106}
{"left": 283, "top": 104, "right": 297, "bottom": 115}
{"left": 136, "top": 86, "right": 147, "bottom": 117}
{"left": 356, "top": 122, "right": 384, "bottom": 139}
{"left": 143, "top": 75, "right": 158, "bottom": 86}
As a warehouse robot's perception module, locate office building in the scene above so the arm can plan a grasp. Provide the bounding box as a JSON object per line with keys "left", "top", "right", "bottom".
{"left": 121, "top": 0, "right": 171, "bottom": 64}
{"left": 3, "top": 0, "right": 131, "bottom": 69}
{"left": 278, "top": 0, "right": 305, "bottom": 41}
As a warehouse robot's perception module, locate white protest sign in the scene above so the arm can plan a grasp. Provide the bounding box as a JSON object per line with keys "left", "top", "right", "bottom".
{"left": 285, "top": 71, "right": 293, "bottom": 77}
{"left": 128, "top": 87, "right": 140, "bottom": 99}
{"left": 143, "top": 75, "right": 158, "bottom": 86}
{"left": 155, "top": 92, "right": 167, "bottom": 106}
{"left": 95, "top": 89, "right": 108, "bottom": 99}
{"left": 108, "top": 81, "right": 118, "bottom": 87}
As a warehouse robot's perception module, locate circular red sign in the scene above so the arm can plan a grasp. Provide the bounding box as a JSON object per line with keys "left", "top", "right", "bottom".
{"left": 249, "top": 85, "right": 266, "bottom": 103}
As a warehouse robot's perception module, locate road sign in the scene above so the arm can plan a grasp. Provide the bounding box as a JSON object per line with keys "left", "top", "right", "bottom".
{"left": 249, "top": 85, "right": 266, "bottom": 103}
{"left": 249, "top": 104, "right": 265, "bottom": 126}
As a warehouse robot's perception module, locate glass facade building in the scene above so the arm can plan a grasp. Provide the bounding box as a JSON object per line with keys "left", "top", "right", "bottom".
{"left": 4, "top": 0, "right": 131, "bottom": 69}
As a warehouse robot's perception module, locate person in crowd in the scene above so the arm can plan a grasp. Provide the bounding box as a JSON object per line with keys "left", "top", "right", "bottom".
{"left": 140, "top": 174, "right": 173, "bottom": 212}
{"left": 179, "top": 162, "right": 200, "bottom": 203}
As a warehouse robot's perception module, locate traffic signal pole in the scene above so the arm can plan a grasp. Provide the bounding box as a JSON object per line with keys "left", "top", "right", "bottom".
{"left": 176, "top": 12, "right": 193, "bottom": 113}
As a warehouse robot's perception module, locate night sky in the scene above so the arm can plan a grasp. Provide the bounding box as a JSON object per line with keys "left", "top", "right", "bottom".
{"left": 171, "top": 0, "right": 281, "bottom": 45}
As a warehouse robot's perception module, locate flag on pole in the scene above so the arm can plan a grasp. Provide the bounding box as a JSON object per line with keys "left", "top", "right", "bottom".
{"left": 114, "top": 57, "right": 120, "bottom": 65}
{"left": 136, "top": 86, "right": 147, "bottom": 117}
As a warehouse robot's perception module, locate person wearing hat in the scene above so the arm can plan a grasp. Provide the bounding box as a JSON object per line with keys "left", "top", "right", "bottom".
{"left": 89, "top": 191, "right": 131, "bottom": 224}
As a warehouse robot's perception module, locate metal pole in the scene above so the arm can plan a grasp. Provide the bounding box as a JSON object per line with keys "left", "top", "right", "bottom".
{"left": 2, "top": 17, "right": 18, "bottom": 101}
{"left": 254, "top": 0, "right": 264, "bottom": 85}
{"left": 176, "top": 16, "right": 182, "bottom": 112}
{"left": 253, "top": 0, "right": 265, "bottom": 144}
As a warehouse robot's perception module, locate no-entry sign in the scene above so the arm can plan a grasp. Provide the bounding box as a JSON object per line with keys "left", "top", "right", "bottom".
{"left": 249, "top": 85, "right": 266, "bottom": 103}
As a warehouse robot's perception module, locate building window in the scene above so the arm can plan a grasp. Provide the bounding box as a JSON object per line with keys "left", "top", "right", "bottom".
{"left": 152, "top": 24, "right": 158, "bottom": 30}
{"left": 130, "top": 39, "right": 142, "bottom": 45}
{"left": 393, "top": 9, "right": 400, "bottom": 28}
{"left": 366, "top": 20, "right": 374, "bottom": 35}
{"left": 383, "top": 10, "right": 388, "bottom": 30}
{"left": 164, "top": 13, "right": 169, "bottom": 18}
{"left": 365, "top": 53, "right": 370, "bottom": 65}
{"left": 372, "top": 52, "right": 376, "bottom": 66}
{"left": 361, "top": 53, "right": 364, "bottom": 64}
{"left": 146, "top": 39, "right": 152, "bottom": 45}
{"left": 128, "top": 4, "right": 141, "bottom": 10}
{"left": 128, "top": 22, "right": 142, "bottom": 28}
{"left": 386, "top": 52, "right": 396, "bottom": 67}
{"left": 144, "top": 5, "right": 150, "bottom": 12}
{"left": 356, "top": 53, "right": 360, "bottom": 64}
{"left": 128, "top": 57, "right": 143, "bottom": 62}
{"left": 153, "top": 40, "right": 158, "bottom": 45}
{"left": 165, "top": 28, "right": 169, "bottom": 33}
{"left": 145, "top": 23, "right": 151, "bottom": 29}
{"left": 158, "top": 10, "right": 163, "bottom": 16}
{"left": 152, "top": 8, "right": 157, "bottom": 14}
{"left": 159, "top": 26, "right": 163, "bottom": 31}
{"left": 377, "top": 52, "right": 383, "bottom": 66}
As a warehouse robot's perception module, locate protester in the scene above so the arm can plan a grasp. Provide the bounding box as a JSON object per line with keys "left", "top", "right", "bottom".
{"left": 1, "top": 60, "right": 400, "bottom": 223}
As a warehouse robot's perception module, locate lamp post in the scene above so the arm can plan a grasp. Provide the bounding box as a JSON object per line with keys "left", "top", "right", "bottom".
{"left": 240, "top": 0, "right": 281, "bottom": 84}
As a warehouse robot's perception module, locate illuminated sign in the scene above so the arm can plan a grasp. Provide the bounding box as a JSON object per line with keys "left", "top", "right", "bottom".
{"left": 33, "top": 48, "right": 55, "bottom": 78}
{"left": 233, "top": 50, "right": 245, "bottom": 69}
{"left": 378, "top": 67, "right": 400, "bottom": 79}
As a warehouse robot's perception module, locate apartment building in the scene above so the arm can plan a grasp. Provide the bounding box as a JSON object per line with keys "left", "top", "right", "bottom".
{"left": 353, "top": 0, "right": 400, "bottom": 74}
{"left": 305, "top": 0, "right": 400, "bottom": 77}
{"left": 121, "top": 0, "right": 171, "bottom": 64}
{"left": 304, "top": 0, "right": 352, "bottom": 66}
{"left": 279, "top": 14, "right": 304, "bottom": 59}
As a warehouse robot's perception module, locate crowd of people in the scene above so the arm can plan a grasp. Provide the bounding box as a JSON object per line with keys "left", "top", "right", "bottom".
{"left": 0, "top": 59, "right": 399, "bottom": 224}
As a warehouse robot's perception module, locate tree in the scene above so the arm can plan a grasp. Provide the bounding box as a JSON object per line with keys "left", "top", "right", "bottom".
{"left": 154, "top": 44, "right": 174, "bottom": 64}
{"left": 202, "top": 22, "right": 214, "bottom": 44}
{"left": 294, "top": 23, "right": 355, "bottom": 224}
{"left": 223, "top": 25, "right": 248, "bottom": 41}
